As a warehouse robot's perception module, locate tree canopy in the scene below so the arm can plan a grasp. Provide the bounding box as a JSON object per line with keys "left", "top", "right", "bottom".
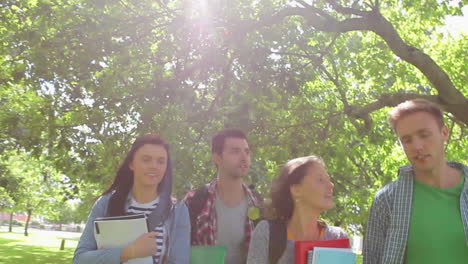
{"left": 0, "top": 0, "right": 466, "bottom": 233}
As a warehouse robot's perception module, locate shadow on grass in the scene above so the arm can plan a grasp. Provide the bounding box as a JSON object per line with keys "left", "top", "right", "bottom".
{"left": 0, "top": 235, "right": 74, "bottom": 264}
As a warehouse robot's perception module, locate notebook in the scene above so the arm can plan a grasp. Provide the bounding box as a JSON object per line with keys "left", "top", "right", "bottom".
{"left": 94, "top": 214, "right": 153, "bottom": 264}
{"left": 294, "top": 238, "right": 350, "bottom": 264}
{"left": 191, "top": 245, "right": 227, "bottom": 264}
{"left": 309, "top": 247, "right": 356, "bottom": 264}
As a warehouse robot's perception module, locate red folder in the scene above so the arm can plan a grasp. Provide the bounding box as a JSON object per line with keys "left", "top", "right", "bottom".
{"left": 294, "top": 238, "right": 350, "bottom": 264}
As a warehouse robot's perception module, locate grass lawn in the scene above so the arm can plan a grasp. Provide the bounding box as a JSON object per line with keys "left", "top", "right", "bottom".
{"left": 0, "top": 226, "right": 79, "bottom": 264}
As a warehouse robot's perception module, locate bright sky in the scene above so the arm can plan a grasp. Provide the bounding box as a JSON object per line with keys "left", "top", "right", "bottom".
{"left": 442, "top": 5, "right": 468, "bottom": 35}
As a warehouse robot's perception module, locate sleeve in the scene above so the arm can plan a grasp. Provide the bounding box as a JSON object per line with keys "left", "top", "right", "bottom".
{"left": 322, "top": 225, "right": 348, "bottom": 240}
{"left": 363, "top": 191, "right": 390, "bottom": 264}
{"left": 334, "top": 226, "right": 348, "bottom": 239}
{"left": 73, "top": 196, "right": 123, "bottom": 264}
{"left": 246, "top": 220, "right": 270, "bottom": 264}
{"left": 167, "top": 202, "right": 191, "bottom": 264}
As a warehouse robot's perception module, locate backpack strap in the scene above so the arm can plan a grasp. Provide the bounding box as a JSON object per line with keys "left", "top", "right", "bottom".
{"left": 187, "top": 184, "right": 209, "bottom": 244}
{"left": 268, "top": 219, "right": 287, "bottom": 264}
{"left": 249, "top": 185, "right": 264, "bottom": 205}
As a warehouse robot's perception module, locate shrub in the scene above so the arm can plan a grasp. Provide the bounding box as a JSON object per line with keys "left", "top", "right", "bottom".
{"left": 11, "top": 219, "right": 23, "bottom": 226}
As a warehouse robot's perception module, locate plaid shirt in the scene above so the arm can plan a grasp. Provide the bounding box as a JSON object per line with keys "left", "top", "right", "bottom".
{"left": 363, "top": 162, "right": 468, "bottom": 264}
{"left": 183, "top": 179, "right": 262, "bottom": 247}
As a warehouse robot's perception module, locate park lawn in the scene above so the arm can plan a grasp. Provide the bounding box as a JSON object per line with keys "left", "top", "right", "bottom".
{"left": 0, "top": 228, "right": 363, "bottom": 264}
{"left": 0, "top": 229, "right": 79, "bottom": 264}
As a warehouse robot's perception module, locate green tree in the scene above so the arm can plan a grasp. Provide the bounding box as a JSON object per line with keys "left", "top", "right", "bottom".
{"left": 0, "top": 161, "right": 22, "bottom": 232}
{"left": 0, "top": 187, "right": 14, "bottom": 212}
{"left": 0, "top": 0, "right": 466, "bottom": 234}
{"left": 5, "top": 152, "right": 66, "bottom": 236}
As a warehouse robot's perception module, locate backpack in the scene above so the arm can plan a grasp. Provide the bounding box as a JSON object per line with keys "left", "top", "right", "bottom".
{"left": 186, "top": 184, "right": 287, "bottom": 264}
{"left": 187, "top": 184, "right": 210, "bottom": 244}
{"left": 267, "top": 219, "right": 287, "bottom": 264}
{"left": 187, "top": 184, "right": 263, "bottom": 244}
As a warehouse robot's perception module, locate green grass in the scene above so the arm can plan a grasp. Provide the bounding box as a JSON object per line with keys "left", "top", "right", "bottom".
{"left": 0, "top": 226, "right": 364, "bottom": 264}
{"left": 0, "top": 227, "right": 79, "bottom": 264}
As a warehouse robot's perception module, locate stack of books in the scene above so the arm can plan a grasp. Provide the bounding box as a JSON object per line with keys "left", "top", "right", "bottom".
{"left": 295, "top": 238, "right": 356, "bottom": 264}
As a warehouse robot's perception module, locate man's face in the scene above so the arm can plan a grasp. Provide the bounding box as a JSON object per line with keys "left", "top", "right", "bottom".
{"left": 213, "top": 137, "right": 250, "bottom": 179}
{"left": 395, "top": 111, "right": 448, "bottom": 174}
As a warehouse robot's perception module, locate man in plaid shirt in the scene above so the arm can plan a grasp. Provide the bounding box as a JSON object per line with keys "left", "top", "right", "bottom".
{"left": 184, "top": 128, "right": 262, "bottom": 264}
{"left": 363, "top": 99, "right": 468, "bottom": 264}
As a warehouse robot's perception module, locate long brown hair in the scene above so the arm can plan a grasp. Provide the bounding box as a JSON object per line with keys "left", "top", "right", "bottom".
{"left": 101, "top": 133, "right": 171, "bottom": 216}
{"left": 265, "top": 156, "right": 325, "bottom": 221}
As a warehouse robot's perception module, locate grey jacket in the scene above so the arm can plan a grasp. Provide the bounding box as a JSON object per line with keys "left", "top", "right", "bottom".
{"left": 73, "top": 193, "right": 190, "bottom": 264}
{"left": 247, "top": 220, "right": 348, "bottom": 264}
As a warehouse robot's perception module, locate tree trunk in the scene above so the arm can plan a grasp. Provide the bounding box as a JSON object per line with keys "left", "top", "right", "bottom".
{"left": 24, "top": 209, "right": 32, "bottom": 237}
{"left": 8, "top": 212, "right": 13, "bottom": 232}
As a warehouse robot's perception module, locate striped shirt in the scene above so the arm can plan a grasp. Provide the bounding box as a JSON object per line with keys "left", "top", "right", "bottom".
{"left": 126, "top": 197, "right": 166, "bottom": 264}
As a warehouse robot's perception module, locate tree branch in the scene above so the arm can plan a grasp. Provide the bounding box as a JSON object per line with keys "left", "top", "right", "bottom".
{"left": 325, "top": 0, "right": 370, "bottom": 16}
{"left": 364, "top": 11, "right": 467, "bottom": 113}
{"left": 347, "top": 92, "right": 467, "bottom": 127}
{"left": 233, "top": 6, "right": 467, "bottom": 124}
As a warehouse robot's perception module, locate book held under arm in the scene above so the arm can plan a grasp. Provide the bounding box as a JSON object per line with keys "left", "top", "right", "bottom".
{"left": 94, "top": 214, "right": 153, "bottom": 264}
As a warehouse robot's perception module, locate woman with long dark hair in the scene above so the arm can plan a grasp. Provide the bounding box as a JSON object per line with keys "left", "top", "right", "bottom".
{"left": 247, "top": 156, "right": 347, "bottom": 264}
{"left": 74, "top": 134, "right": 190, "bottom": 264}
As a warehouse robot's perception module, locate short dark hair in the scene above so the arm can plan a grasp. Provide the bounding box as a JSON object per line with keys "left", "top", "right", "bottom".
{"left": 211, "top": 128, "right": 247, "bottom": 155}
{"left": 389, "top": 99, "right": 444, "bottom": 131}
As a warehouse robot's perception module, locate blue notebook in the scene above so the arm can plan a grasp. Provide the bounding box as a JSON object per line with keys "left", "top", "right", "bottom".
{"left": 309, "top": 247, "right": 356, "bottom": 264}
